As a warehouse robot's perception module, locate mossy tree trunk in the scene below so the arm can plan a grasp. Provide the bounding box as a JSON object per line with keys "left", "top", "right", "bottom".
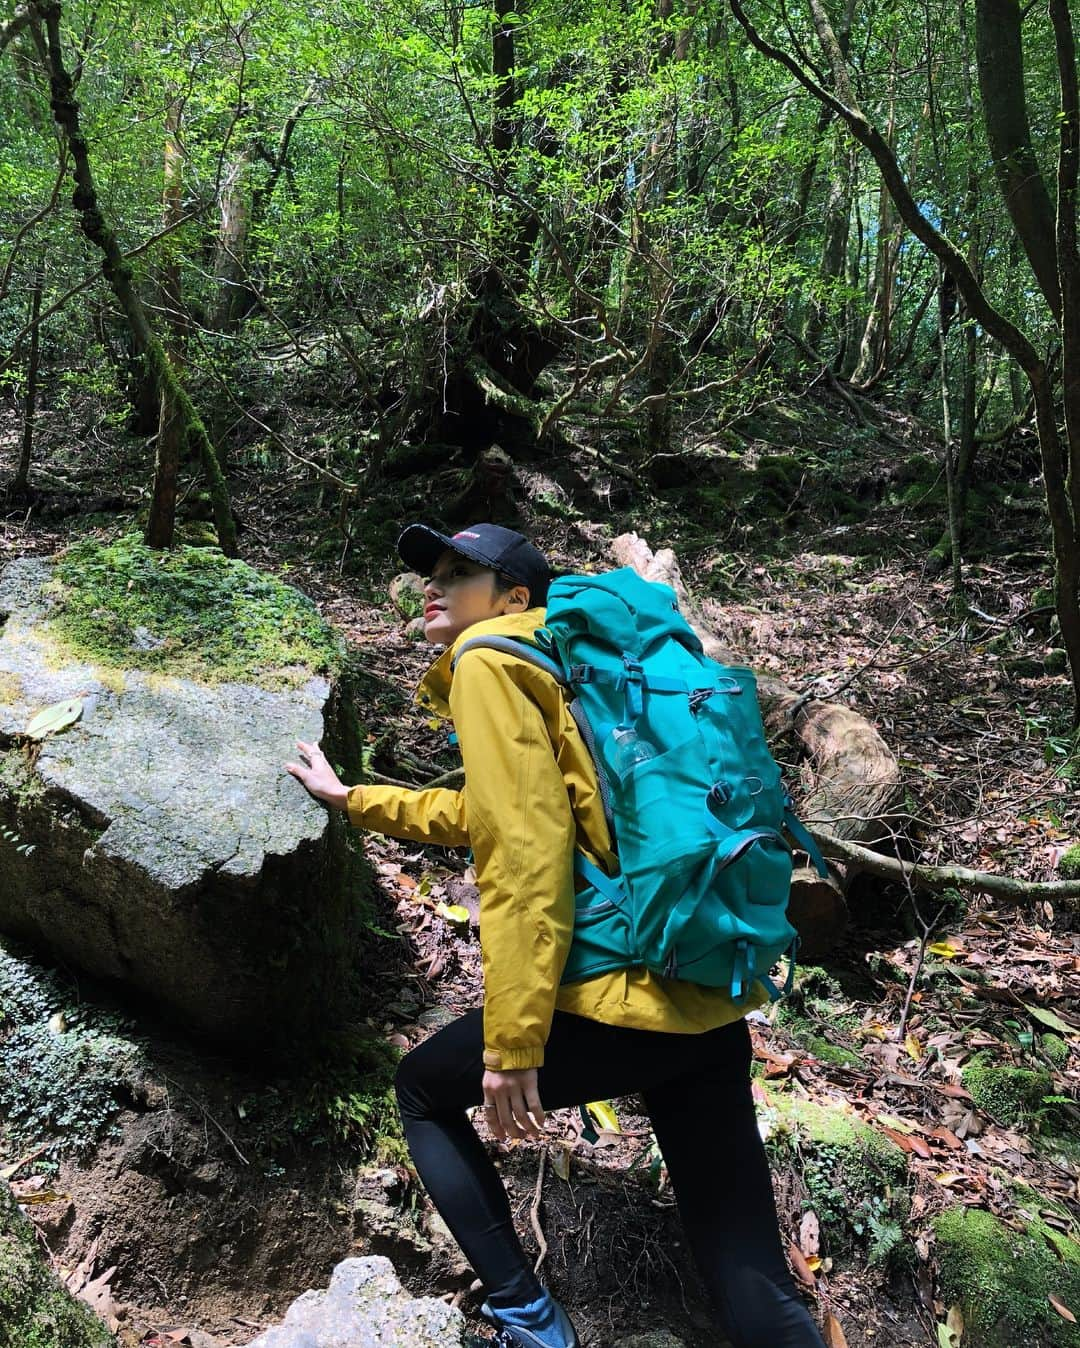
{"left": 10, "top": 255, "right": 43, "bottom": 497}
{"left": 30, "top": 1, "right": 237, "bottom": 556}
{"left": 146, "top": 90, "right": 186, "bottom": 550}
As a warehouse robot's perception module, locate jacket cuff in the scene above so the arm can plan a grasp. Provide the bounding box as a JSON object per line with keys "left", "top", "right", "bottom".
{"left": 483, "top": 1044, "right": 545, "bottom": 1071}
{"left": 345, "top": 784, "right": 366, "bottom": 829}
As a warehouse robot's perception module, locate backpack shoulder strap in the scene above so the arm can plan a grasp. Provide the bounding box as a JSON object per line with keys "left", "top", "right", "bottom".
{"left": 451, "top": 634, "right": 567, "bottom": 685}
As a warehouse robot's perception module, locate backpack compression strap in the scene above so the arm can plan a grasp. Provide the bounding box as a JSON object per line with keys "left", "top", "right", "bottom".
{"left": 781, "top": 792, "right": 829, "bottom": 878}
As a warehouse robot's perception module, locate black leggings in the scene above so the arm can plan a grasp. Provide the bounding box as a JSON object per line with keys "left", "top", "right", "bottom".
{"left": 395, "top": 1010, "right": 825, "bottom": 1347}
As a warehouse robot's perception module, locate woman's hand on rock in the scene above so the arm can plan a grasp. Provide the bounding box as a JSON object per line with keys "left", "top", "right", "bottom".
{"left": 285, "top": 740, "right": 349, "bottom": 811}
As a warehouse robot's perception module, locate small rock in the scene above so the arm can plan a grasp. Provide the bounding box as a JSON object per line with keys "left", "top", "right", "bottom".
{"left": 416, "top": 1006, "right": 458, "bottom": 1031}
{"left": 130, "top": 626, "right": 166, "bottom": 651}
{"left": 246, "top": 1255, "right": 466, "bottom": 1347}
{"left": 615, "top": 1333, "right": 687, "bottom": 1348}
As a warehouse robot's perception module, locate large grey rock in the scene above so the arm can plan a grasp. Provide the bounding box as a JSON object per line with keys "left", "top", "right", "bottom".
{"left": 247, "top": 1256, "right": 467, "bottom": 1348}
{"left": 0, "top": 559, "right": 369, "bottom": 1049}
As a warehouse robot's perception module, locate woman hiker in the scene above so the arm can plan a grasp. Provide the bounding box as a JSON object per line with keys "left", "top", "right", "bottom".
{"left": 286, "top": 522, "right": 826, "bottom": 1348}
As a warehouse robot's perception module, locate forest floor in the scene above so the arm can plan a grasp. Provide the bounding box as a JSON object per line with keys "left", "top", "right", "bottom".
{"left": 1, "top": 385, "right": 1079, "bottom": 1348}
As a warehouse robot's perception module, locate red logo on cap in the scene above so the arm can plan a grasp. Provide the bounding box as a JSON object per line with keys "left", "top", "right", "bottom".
{"left": 453, "top": 531, "right": 481, "bottom": 540}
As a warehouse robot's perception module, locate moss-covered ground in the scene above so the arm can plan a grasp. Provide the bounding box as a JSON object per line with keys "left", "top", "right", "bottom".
{"left": 934, "top": 1200, "right": 1080, "bottom": 1347}
{"left": 0, "top": 1180, "right": 115, "bottom": 1348}
{"left": 762, "top": 1089, "right": 910, "bottom": 1266}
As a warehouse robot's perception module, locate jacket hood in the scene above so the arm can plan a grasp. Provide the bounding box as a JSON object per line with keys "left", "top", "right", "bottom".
{"left": 416, "top": 607, "right": 547, "bottom": 718}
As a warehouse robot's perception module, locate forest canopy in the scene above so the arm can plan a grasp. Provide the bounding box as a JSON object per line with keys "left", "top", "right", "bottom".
{"left": 1, "top": 0, "right": 1079, "bottom": 709}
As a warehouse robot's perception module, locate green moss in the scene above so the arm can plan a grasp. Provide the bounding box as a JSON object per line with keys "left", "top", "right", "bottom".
{"left": 934, "top": 1204, "right": 1080, "bottom": 1347}
{"left": 776, "top": 967, "right": 861, "bottom": 1066}
{"left": 765, "top": 1092, "right": 909, "bottom": 1263}
{"left": 1058, "top": 845, "right": 1080, "bottom": 880}
{"left": 47, "top": 534, "right": 344, "bottom": 689}
{"left": 0, "top": 749, "right": 45, "bottom": 810}
{"left": 0, "top": 943, "right": 143, "bottom": 1160}
{"left": 1040, "top": 1034, "right": 1071, "bottom": 1069}
{"left": 0, "top": 1181, "right": 115, "bottom": 1348}
{"left": 961, "top": 1063, "right": 1052, "bottom": 1127}
{"left": 798, "top": 1033, "right": 861, "bottom": 1067}
{"left": 754, "top": 454, "right": 804, "bottom": 511}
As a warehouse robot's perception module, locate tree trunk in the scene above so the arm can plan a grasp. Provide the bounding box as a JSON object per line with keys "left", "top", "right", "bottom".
{"left": 805, "top": 135, "right": 853, "bottom": 354}
{"left": 33, "top": 1, "right": 237, "bottom": 556}
{"left": 975, "top": 0, "right": 1061, "bottom": 319}
{"left": 728, "top": 0, "right": 1080, "bottom": 722}
{"left": 11, "top": 256, "right": 43, "bottom": 496}
{"left": 145, "top": 90, "right": 185, "bottom": 550}
{"left": 212, "top": 149, "right": 251, "bottom": 333}
{"left": 850, "top": 31, "right": 900, "bottom": 388}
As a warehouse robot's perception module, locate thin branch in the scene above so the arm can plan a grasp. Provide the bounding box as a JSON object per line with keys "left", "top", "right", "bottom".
{"left": 0, "top": 203, "right": 207, "bottom": 377}
{"left": 811, "top": 828, "right": 1080, "bottom": 905}
{"left": 0, "top": 144, "right": 67, "bottom": 304}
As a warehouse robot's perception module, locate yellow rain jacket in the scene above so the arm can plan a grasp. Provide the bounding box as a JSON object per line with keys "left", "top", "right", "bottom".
{"left": 348, "top": 608, "right": 760, "bottom": 1070}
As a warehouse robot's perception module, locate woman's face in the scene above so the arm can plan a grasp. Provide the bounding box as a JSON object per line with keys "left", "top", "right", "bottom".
{"left": 422, "top": 549, "right": 529, "bottom": 645}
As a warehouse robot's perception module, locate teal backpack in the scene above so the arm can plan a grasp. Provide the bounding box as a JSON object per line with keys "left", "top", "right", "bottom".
{"left": 454, "top": 568, "right": 827, "bottom": 1003}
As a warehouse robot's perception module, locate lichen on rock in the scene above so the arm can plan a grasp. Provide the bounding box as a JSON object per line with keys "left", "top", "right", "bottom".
{"left": 0, "top": 555, "right": 371, "bottom": 1051}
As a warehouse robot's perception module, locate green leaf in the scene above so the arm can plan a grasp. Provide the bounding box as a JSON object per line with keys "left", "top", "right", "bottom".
{"left": 25, "top": 697, "right": 84, "bottom": 740}
{"left": 1023, "top": 1002, "right": 1079, "bottom": 1037}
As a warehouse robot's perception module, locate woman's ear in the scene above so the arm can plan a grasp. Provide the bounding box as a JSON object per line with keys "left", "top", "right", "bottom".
{"left": 508, "top": 585, "right": 530, "bottom": 609}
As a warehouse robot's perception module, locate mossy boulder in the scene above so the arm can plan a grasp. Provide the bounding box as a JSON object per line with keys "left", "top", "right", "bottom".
{"left": 1058, "top": 845, "right": 1080, "bottom": 880}
{"left": 0, "top": 1179, "right": 116, "bottom": 1348}
{"left": 961, "top": 1062, "right": 1052, "bottom": 1127}
{"left": 934, "top": 1203, "right": 1080, "bottom": 1347}
{"left": 764, "top": 1091, "right": 910, "bottom": 1263}
{"left": 0, "top": 551, "right": 372, "bottom": 1053}
{"left": 1040, "top": 1034, "right": 1071, "bottom": 1069}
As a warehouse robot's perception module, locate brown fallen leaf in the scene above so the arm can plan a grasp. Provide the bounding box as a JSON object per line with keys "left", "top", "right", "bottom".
{"left": 823, "top": 1313, "right": 849, "bottom": 1347}
{"left": 930, "top": 1126, "right": 963, "bottom": 1151}
{"left": 799, "top": 1209, "right": 820, "bottom": 1258}
{"left": 1050, "top": 1294, "right": 1077, "bottom": 1324}
{"left": 77, "top": 1265, "right": 119, "bottom": 1332}
{"left": 787, "top": 1240, "right": 817, "bottom": 1288}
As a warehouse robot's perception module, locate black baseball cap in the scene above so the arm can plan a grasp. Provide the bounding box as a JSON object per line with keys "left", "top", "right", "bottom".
{"left": 397, "top": 522, "right": 552, "bottom": 606}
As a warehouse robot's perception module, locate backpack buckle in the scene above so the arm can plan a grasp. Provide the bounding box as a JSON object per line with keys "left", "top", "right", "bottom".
{"left": 707, "top": 781, "right": 732, "bottom": 809}
{"left": 569, "top": 664, "right": 595, "bottom": 683}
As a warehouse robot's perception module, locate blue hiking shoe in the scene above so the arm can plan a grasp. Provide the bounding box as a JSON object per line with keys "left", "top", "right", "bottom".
{"left": 481, "top": 1291, "right": 580, "bottom": 1348}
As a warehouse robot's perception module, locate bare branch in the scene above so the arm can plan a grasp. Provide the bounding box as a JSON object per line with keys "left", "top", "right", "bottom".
{"left": 812, "top": 829, "right": 1080, "bottom": 906}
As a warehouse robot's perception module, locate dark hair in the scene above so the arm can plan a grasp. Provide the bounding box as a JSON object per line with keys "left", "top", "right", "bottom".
{"left": 493, "top": 571, "right": 529, "bottom": 600}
